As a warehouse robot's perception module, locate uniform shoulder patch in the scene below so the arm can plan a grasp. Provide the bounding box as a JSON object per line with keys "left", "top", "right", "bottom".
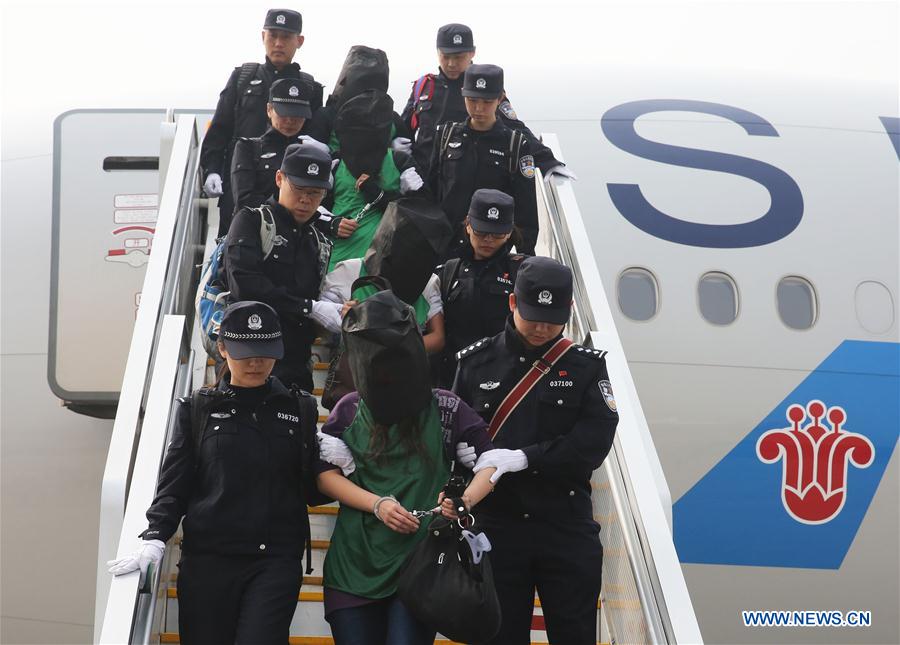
{"left": 498, "top": 99, "right": 518, "bottom": 121}
{"left": 455, "top": 337, "right": 492, "bottom": 361}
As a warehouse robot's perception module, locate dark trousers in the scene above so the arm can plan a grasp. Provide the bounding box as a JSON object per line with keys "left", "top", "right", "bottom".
{"left": 477, "top": 516, "right": 603, "bottom": 645}
{"left": 326, "top": 595, "right": 434, "bottom": 645}
{"left": 274, "top": 328, "right": 314, "bottom": 392}
{"left": 217, "top": 178, "right": 235, "bottom": 238}
{"left": 177, "top": 552, "right": 302, "bottom": 645}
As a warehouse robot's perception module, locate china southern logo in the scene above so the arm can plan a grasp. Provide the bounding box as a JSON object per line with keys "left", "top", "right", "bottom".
{"left": 756, "top": 400, "right": 874, "bottom": 525}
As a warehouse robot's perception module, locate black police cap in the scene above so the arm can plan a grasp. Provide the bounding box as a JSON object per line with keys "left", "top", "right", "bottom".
{"left": 264, "top": 9, "right": 302, "bottom": 34}
{"left": 514, "top": 257, "right": 573, "bottom": 325}
{"left": 436, "top": 23, "right": 475, "bottom": 53}
{"left": 468, "top": 188, "right": 514, "bottom": 234}
{"left": 219, "top": 301, "right": 284, "bottom": 360}
{"left": 270, "top": 78, "right": 313, "bottom": 119}
{"left": 462, "top": 64, "right": 503, "bottom": 99}
{"left": 281, "top": 143, "right": 332, "bottom": 189}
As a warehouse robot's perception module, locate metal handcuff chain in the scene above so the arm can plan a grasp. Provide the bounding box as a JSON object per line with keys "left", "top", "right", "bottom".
{"left": 352, "top": 190, "right": 384, "bottom": 223}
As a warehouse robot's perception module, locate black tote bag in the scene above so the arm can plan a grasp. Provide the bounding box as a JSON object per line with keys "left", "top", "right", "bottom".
{"left": 397, "top": 516, "right": 501, "bottom": 643}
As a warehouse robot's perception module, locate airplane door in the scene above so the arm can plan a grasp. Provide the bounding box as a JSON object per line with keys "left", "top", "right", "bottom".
{"left": 49, "top": 109, "right": 166, "bottom": 413}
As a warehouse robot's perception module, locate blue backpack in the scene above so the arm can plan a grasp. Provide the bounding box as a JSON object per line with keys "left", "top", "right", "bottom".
{"left": 195, "top": 206, "right": 277, "bottom": 358}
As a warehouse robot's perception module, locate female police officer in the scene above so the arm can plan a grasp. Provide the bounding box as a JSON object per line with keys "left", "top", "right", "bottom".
{"left": 436, "top": 188, "right": 527, "bottom": 386}
{"left": 108, "top": 301, "right": 320, "bottom": 644}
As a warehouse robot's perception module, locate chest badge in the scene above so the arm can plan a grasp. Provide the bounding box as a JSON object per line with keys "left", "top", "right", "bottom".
{"left": 479, "top": 381, "right": 500, "bottom": 391}
{"left": 448, "top": 141, "right": 462, "bottom": 149}
{"left": 249, "top": 79, "right": 263, "bottom": 85}
{"left": 260, "top": 152, "right": 277, "bottom": 159}
{"left": 210, "top": 412, "right": 232, "bottom": 419}
{"left": 272, "top": 234, "right": 288, "bottom": 247}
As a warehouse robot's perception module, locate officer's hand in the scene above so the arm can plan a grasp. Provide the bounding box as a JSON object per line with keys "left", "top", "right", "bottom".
{"left": 336, "top": 218, "right": 359, "bottom": 238}
{"left": 455, "top": 442, "right": 477, "bottom": 469}
{"left": 377, "top": 499, "right": 420, "bottom": 534}
{"left": 340, "top": 300, "right": 357, "bottom": 318}
{"left": 545, "top": 165, "right": 578, "bottom": 181}
{"left": 203, "top": 173, "right": 224, "bottom": 197}
{"left": 107, "top": 539, "right": 165, "bottom": 586}
{"left": 399, "top": 167, "right": 424, "bottom": 194}
{"left": 298, "top": 135, "right": 330, "bottom": 155}
{"left": 309, "top": 300, "right": 343, "bottom": 333}
{"left": 473, "top": 448, "right": 528, "bottom": 484}
{"left": 317, "top": 431, "right": 355, "bottom": 476}
{"left": 391, "top": 136, "right": 412, "bottom": 154}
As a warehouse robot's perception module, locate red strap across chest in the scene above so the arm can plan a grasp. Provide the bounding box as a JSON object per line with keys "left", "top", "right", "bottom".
{"left": 487, "top": 337, "right": 574, "bottom": 441}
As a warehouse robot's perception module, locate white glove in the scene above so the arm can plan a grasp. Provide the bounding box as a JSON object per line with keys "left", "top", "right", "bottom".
{"left": 455, "top": 442, "right": 477, "bottom": 469}
{"left": 203, "top": 173, "right": 223, "bottom": 197}
{"left": 399, "top": 167, "right": 424, "bottom": 194}
{"left": 298, "top": 135, "right": 331, "bottom": 155}
{"left": 545, "top": 165, "right": 578, "bottom": 181}
{"left": 317, "top": 431, "right": 355, "bottom": 476}
{"left": 309, "top": 300, "right": 343, "bottom": 333}
{"left": 107, "top": 539, "right": 165, "bottom": 586}
{"left": 473, "top": 448, "right": 528, "bottom": 484}
{"left": 391, "top": 136, "right": 413, "bottom": 154}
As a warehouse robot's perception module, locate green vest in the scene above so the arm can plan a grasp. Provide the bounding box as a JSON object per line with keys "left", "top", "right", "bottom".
{"left": 323, "top": 398, "right": 450, "bottom": 599}
{"left": 328, "top": 152, "right": 401, "bottom": 271}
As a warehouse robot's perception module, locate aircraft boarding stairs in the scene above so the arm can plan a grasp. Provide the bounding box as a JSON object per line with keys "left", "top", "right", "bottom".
{"left": 96, "top": 114, "right": 702, "bottom": 644}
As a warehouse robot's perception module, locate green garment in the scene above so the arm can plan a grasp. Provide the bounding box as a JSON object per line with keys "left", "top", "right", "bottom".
{"left": 323, "top": 398, "right": 450, "bottom": 599}
{"left": 351, "top": 264, "right": 430, "bottom": 328}
{"left": 327, "top": 152, "right": 402, "bottom": 271}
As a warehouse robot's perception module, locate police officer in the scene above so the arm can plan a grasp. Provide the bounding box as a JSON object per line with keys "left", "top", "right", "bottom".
{"left": 231, "top": 77, "right": 328, "bottom": 214}
{"left": 108, "top": 301, "right": 321, "bottom": 643}
{"left": 428, "top": 64, "right": 539, "bottom": 257}
{"left": 224, "top": 144, "right": 342, "bottom": 392}
{"left": 436, "top": 188, "right": 527, "bottom": 386}
{"left": 402, "top": 23, "right": 570, "bottom": 179}
{"left": 201, "top": 8, "right": 324, "bottom": 236}
{"left": 453, "top": 256, "right": 619, "bottom": 645}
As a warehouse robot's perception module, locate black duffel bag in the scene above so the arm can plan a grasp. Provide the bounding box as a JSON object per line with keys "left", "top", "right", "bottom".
{"left": 397, "top": 516, "right": 501, "bottom": 643}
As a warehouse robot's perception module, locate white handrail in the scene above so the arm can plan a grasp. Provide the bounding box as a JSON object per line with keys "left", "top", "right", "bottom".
{"left": 538, "top": 133, "right": 703, "bottom": 643}
{"left": 94, "top": 115, "right": 197, "bottom": 641}
{"left": 100, "top": 315, "right": 185, "bottom": 644}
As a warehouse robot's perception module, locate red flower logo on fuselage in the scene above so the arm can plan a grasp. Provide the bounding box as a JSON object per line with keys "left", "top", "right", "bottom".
{"left": 756, "top": 401, "right": 874, "bottom": 524}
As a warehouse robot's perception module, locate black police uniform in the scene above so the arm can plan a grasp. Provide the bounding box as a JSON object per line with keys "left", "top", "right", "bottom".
{"left": 437, "top": 189, "right": 528, "bottom": 386}
{"left": 141, "top": 374, "right": 319, "bottom": 643}
{"left": 230, "top": 77, "right": 318, "bottom": 213}
{"left": 428, "top": 64, "right": 540, "bottom": 258}
{"left": 401, "top": 24, "right": 561, "bottom": 176}
{"left": 452, "top": 259, "right": 619, "bottom": 645}
{"left": 223, "top": 148, "right": 332, "bottom": 392}
{"left": 200, "top": 9, "right": 324, "bottom": 236}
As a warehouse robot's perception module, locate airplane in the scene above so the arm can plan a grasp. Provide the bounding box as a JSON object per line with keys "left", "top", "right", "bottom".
{"left": 1, "top": 1, "right": 896, "bottom": 644}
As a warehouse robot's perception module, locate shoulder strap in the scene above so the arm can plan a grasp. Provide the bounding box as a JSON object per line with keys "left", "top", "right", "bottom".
{"left": 236, "top": 62, "right": 262, "bottom": 95}
{"left": 439, "top": 258, "right": 463, "bottom": 303}
{"left": 487, "top": 337, "right": 574, "bottom": 440}
{"left": 409, "top": 74, "right": 435, "bottom": 131}
{"left": 507, "top": 129, "right": 525, "bottom": 176}
{"left": 439, "top": 122, "right": 460, "bottom": 160}
{"left": 190, "top": 388, "right": 226, "bottom": 458}
{"left": 255, "top": 205, "right": 277, "bottom": 259}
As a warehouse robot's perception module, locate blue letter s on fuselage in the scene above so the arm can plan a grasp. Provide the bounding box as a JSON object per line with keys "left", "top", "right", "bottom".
{"left": 601, "top": 99, "right": 804, "bottom": 248}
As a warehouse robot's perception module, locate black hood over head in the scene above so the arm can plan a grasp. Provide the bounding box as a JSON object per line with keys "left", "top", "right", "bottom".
{"left": 328, "top": 45, "right": 390, "bottom": 108}
{"left": 364, "top": 197, "right": 453, "bottom": 305}
{"left": 342, "top": 289, "right": 432, "bottom": 425}
{"left": 335, "top": 89, "right": 394, "bottom": 178}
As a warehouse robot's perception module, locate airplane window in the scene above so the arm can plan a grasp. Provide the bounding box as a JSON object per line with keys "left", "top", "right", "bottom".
{"left": 777, "top": 276, "right": 817, "bottom": 329}
{"left": 698, "top": 272, "right": 738, "bottom": 325}
{"left": 617, "top": 268, "right": 658, "bottom": 321}
{"left": 855, "top": 281, "right": 894, "bottom": 334}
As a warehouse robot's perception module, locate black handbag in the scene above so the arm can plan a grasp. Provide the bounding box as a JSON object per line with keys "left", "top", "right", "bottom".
{"left": 396, "top": 515, "right": 501, "bottom": 643}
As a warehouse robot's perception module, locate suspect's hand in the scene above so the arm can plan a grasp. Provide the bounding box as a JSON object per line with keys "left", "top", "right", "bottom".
{"left": 337, "top": 218, "right": 359, "bottom": 238}
{"left": 340, "top": 300, "right": 358, "bottom": 318}
{"left": 355, "top": 173, "right": 371, "bottom": 192}
{"left": 376, "top": 498, "right": 420, "bottom": 534}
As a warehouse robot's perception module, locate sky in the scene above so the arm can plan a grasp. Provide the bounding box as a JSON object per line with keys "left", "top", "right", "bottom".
{"left": 1, "top": 0, "right": 897, "bottom": 159}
